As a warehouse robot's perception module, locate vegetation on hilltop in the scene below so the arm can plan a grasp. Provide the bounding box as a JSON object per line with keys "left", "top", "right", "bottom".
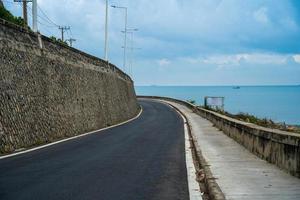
{"left": 49, "top": 36, "right": 68, "bottom": 46}
{"left": 0, "top": 4, "right": 70, "bottom": 47}
{"left": 187, "top": 99, "right": 196, "bottom": 105}
{"left": 0, "top": 2, "right": 27, "bottom": 28}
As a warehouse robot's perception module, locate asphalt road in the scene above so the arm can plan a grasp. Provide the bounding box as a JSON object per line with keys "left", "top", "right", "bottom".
{"left": 0, "top": 100, "right": 189, "bottom": 200}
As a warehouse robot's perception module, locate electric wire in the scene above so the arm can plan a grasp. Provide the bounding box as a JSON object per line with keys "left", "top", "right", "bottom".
{"left": 37, "top": 4, "right": 59, "bottom": 27}
{"left": 3, "top": 0, "right": 75, "bottom": 44}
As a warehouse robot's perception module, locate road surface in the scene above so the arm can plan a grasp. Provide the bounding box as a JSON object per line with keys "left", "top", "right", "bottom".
{"left": 0, "top": 100, "right": 189, "bottom": 200}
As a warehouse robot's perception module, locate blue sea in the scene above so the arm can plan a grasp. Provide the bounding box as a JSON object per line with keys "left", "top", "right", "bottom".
{"left": 135, "top": 86, "right": 300, "bottom": 125}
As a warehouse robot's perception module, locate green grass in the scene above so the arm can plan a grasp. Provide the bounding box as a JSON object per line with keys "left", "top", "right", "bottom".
{"left": 187, "top": 99, "right": 196, "bottom": 105}
{"left": 49, "top": 36, "right": 69, "bottom": 46}
{"left": 203, "top": 106, "right": 300, "bottom": 134}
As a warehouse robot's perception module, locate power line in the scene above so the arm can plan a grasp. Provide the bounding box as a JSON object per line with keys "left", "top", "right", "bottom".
{"left": 37, "top": 4, "right": 59, "bottom": 27}
{"left": 2, "top": 0, "right": 20, "bottom": 5}
{"left": 26, "top": 6, "right": 54, "bottom": 35}
{"left": 4, "top": 0, "right": 75, "bottom": 45}
{"left": 68, "top": 28, "right": 74, "bottom": 37}
{"left": 29, "top": 4, "right": 73, "bottom": 42}
{"left": 2, "top": 0, "right": 18, "bottom": 5}
{"left": 26, "top": 4, "right": 57, "bottom": 28}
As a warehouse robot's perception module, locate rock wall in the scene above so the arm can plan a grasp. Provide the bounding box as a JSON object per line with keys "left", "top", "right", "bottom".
{"left": 0, "top": 19, "right": 139, "bottom": 154}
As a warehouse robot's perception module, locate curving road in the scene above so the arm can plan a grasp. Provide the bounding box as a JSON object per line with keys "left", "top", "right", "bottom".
{"left": 0, "top": 100, "right": 189, "bottom": 200}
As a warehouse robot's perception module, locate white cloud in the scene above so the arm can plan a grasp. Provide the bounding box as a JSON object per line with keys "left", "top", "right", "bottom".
{"left": 202, "top": 55, "right": 241, "bottom": 66}
{"left": 253, "top": 7, "right": 269, "bottom": 24}
{"left": 4, "top": 0, "right": 300, "bottom": 85}
{"left": 189, "top": 53, "right": 289, "bottom": 66}
{"left": 240, "top": 53, "right": 287, "bottom": 65}
{"left": 157, "top": 58, "right": 171, "bottom": 66}
{"left": 293, "top": 55, "right": 300, "bottom": 64}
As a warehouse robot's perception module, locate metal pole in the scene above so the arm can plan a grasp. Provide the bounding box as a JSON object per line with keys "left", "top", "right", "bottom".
{"left": 59, "top": 26, "right": 70, "bottom": 42}
{"left": 125, "top": 28, "right": 138, "bottom": 78}
{"left": 66, "top": 38, "right": 76, "bottom": 47}
{"left": 60, "top": 27, "right": 64, "bottom": 41}
{"left": 32, "top": 0, "right": 37, "bottom": 32}
{"left": 104, "top": 0, "right": 108, "bottom": 61}
{"left": 111, "top": 5, "right": 128, "bottom": 71}
{"left": 123, "top": 8, "right": 127, "bottom": 72}
{"left": 130, "top": 32, "right": 133, "bottom": 76}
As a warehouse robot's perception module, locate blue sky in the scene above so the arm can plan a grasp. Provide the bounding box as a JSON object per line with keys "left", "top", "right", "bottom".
{"left": 3, "top": 0, "right": 300, "bottom": 85}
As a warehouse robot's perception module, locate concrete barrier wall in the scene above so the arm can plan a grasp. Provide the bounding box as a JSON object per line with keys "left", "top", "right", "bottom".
{"left": 0, "top": 19, "right": 139, "bottom": 154}
{"left": 139, "top": 96, "right": 300, "bottom": 178}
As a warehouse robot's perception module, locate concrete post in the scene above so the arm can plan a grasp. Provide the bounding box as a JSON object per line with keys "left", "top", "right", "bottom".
{"left": 32, "top": 0, "right": 37, "bottom": 32}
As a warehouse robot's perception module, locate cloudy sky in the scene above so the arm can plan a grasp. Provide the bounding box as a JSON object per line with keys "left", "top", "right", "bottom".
{"left": 4, "top": 0, "right": 300, "bottom": 85}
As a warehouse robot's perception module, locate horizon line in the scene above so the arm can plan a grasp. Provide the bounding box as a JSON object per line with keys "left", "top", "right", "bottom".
{"left": 135, "top": 84, "right": 300, "bottom": 87}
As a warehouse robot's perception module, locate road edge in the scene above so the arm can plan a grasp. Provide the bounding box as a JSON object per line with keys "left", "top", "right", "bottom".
{"left": 139, "top": 97, "right": 225, "bottom": 200}
{"left": 0, "top": 106, "right": 143, "bottom": 160}
{"left": 158, "top": 100, "right": 203, "bottom": 200}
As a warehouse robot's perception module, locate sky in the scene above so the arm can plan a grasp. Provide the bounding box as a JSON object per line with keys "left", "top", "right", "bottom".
{"left": 3, "top": 0, "right": 300, "bottom": 86}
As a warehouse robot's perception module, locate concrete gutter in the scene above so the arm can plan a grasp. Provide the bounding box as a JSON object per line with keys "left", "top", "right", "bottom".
{"left": 166, "top": 102, "right": 225, "bottom": 200}
{"left": 165, "top": 102, "right": 203, "bottom": 200}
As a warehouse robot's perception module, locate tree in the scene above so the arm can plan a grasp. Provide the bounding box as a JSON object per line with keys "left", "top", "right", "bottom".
{"left": 49, "top": 36, "right": 69, "bottom": 46}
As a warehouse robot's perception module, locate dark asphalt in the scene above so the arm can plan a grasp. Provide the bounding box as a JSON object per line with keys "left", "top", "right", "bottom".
{"left": 0, "top": 100, "right": 189, "bottom": 200}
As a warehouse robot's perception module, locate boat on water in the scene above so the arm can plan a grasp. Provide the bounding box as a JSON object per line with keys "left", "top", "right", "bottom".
{"left": 232, "top": 86, "right": 240, "bottom": 89}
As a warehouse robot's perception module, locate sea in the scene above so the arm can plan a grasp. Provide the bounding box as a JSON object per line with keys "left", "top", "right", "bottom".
{"left": 135, "top": 85, "right": 300, "bottom": 125}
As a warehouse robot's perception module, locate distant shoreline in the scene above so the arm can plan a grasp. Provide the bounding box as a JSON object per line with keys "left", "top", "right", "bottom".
{"left": 136, "top": 85, "right": 300, "bottom": 87}
{"left": 135, "top": 85, "right": 300, "bottom": 125}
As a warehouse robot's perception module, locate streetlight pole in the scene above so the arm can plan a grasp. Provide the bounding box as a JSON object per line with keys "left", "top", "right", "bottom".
{"left": 104, "top": 0, "right": 108, "bottom": 61}
{"left": 129, "top": 31, "right": 133, "bottom": 76}
{"left": 111, "top": 5, "right": 127, "bottom": 72}
{"left": 125, "top": 28, "right": 138, "bottom": 77}
{"left": 124, "top": 8, "right": 127, "bottom": 72}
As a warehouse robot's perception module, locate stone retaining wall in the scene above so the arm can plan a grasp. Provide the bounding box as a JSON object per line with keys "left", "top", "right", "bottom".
{"left": 0, "top": 19, "right": 139, "bottom": 154}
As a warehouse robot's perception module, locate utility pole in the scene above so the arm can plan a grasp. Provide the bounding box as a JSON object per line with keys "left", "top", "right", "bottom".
{"left": 14, "top": 0, "right": 32, "bottom": 27}
{"left": 32, "top": 0, "right": 37, "bottom": 32}
{"left": 58, "top": 26, "right": 70, "bottom": 42}
{"left": 22, "top": 1, "right": 28, "bottom": 26}
{"left": 104, "top": 0, "right": 108, "bottom": 61}
{"left": 66, "top": 38, "right": 76, "bottom": 47}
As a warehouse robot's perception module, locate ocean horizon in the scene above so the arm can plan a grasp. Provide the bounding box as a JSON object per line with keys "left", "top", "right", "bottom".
{"left": 135, "top": 85, "right": 300, "bottom": 125}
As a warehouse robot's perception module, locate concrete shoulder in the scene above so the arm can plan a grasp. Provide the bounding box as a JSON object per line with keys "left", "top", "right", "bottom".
{"left": 142, "top": 97, "right": 300, "bottom": 200}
